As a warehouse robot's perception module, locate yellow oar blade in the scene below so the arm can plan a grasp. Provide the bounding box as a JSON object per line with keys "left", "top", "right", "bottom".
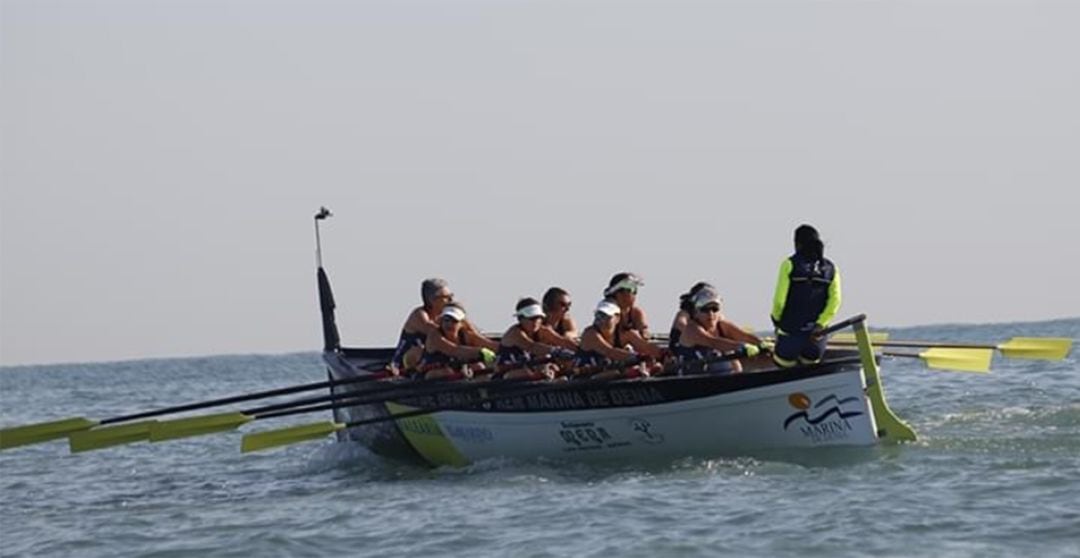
{"left": 832, "top": 331, "right": 889, "bottom": 344}
{"left": 0, "top": 417, "right": 98, "bottom": 450}
{"left": 69, "top": 420, "right": 157, "bottom": 453}
{"left": 919, "top": 347, "right": 993, "bottom": 373}
{"left": 149, "top": 412, "right": 252, "bottom": 442}
{"left": 997, "top": 337, "right": 1073, "bottom": 360}
{"left": 240, "top": 421, "right": 345, "bottom": 453}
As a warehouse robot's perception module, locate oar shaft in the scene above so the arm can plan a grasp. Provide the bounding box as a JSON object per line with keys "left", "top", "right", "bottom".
{"left": 248, "top": 356, "right": 564, "bottom": 418}
{"left": 831, "top": 340, "right": 995, "bottom": 350}
{"left": 248, "top": 376, "right": 537, "bottom": 418}
{"left": 99, "top": 366, "right": 387, "bottom": 425}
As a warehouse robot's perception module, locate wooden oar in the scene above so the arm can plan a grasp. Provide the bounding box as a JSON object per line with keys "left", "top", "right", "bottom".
{"left": 239, "top": 351, "right": 757, "bottom": 453}
{"left": 0, "top": 359, "right": 395, "bottom": 451}
{"left": 67, "top": 356, "right": 560, "bottom": 453}
{"left": 831, "top": 337, "right": 1072, "bottom": 361}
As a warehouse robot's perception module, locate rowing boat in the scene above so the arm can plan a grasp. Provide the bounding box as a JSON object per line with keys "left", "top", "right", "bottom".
{"left": 315, "top": 264, "right": 915, "bottom": 467}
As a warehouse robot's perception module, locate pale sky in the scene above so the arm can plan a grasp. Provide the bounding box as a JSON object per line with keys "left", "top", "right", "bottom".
{"left": 2, "top": 0, "right": 1078, "bottom": 366}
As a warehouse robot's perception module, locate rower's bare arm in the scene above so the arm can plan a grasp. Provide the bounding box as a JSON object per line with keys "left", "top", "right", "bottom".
{"left": 506, "top": 328, "right": 554, "bottom": 355}
{"left": 583, "top": 330, "right": 635, "bottom": 361}
{"left": 537, "top": 326, "right": 579, "bottom": 349}
{"left": 670, "top": 311, "right": 689, "bottom": 336}
{"left": 718, "top": 319, "right": 761, "bottom": 345}
{"left": 561, "top": 316, "right": 580, "bottom": 340}
{"left": 684, "top": 323, "right": 743, "bottom": 352}
{"left": 630, "top": 307, "right": 650, "bottom": 338}
{"left": 463, "top": 322, "right": 500, "bottom": 350}
{"left": 406, "top": 307, "right": 438, "bottom": 336}
{"left": 429, "top": 332, "right": 483, "bottom": 360}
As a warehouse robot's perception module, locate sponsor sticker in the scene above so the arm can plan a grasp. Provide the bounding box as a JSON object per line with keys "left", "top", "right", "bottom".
{"left": 783, "top": 392, "right": 864, "bottom": 444}
{"left": 557, "top": 421, "right": 631, "bottom": 452}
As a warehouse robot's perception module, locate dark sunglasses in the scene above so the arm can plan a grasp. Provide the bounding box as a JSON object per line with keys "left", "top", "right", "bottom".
{"left": 700, "top": 305, "right": 721, "bottom": 313}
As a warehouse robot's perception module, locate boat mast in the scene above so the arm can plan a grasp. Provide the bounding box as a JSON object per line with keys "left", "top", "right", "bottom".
{"left": 314, "top": 206, "right": 332, "bottom": 268}
{"left": 313, "top": 207, "right": 340, "bottom": 351}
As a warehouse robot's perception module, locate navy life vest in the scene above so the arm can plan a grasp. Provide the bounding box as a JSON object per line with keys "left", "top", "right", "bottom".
{"left": 777, "top": 252, "right": 836, "bottom": 334}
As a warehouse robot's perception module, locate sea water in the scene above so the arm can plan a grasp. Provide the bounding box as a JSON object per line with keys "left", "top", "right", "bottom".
{"left": 2, "top": 319, "right": 1078, "bottom": 557}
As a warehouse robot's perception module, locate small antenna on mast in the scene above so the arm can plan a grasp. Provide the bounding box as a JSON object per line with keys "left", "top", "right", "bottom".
{"left": 314, "top": 206, "right": 332, "bottom": 268}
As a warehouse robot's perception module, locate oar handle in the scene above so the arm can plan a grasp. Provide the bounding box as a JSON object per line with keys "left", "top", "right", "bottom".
{"left": 815, "top": 314, "right": 867, "bottom": 339}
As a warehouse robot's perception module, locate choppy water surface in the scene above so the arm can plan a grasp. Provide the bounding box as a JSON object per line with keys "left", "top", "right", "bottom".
{"left": 2, "top": 319, "right": 1078, "bottom": 557}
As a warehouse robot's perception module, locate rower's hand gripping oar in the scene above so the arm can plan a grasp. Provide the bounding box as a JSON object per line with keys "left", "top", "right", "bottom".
{"left": 0, "top": 361, "right": 395, "bottom": 451}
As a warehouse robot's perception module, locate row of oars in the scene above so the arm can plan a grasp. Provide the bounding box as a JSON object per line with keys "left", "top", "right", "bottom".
{"left": 1, "top": 351, "right": 727, "bottom": 454}
{"left": 0, "top": 328, "right": 1071, "bottom": 454}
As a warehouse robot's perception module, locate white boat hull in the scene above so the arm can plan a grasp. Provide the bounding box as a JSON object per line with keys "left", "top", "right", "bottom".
{"left": 327, "top": 350, "right": 881, "bottom": 467}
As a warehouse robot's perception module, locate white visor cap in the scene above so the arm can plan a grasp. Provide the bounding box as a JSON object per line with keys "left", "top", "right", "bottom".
{"left": 440, "top": 306, "right": 466, "bottom": 322}
{"left": 594, "top": 300, "right": 622, "bottom": 318}
{"left": 692, "top": 287, "right": 722, "bottom": 310}
{"left": 516, "top": 304, "right": 546, "bottom": 319}
{"left": 605, "top": 274, "right": 644, "bottom": 297}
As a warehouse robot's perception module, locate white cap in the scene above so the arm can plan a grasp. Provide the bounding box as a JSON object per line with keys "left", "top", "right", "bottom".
{"left": 604, "top": 276, "right": 644, "bottom": 297}
{"left": 692, "top": 288, "right": 722, "bottom": 310}
{"left": 516, "top": 304, "right": 546, "bottom": 319}
{"left": 594, "top": 300, "right": 621, "bottom": 317}
{"left": 440, "top": 305, "right": 466, "bottom": 322}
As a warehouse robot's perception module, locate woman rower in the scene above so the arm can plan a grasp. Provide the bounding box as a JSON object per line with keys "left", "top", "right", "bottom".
{"left": 390, "top": 278, "right": 492, "bottom": 374}
{"left": 496, "top": 298, "right": 573, "bottom": 380}
{"left": 537, "top": 287, "right": 580, "bottom": 350}
{"left": 572, "top": 300, "right": 649, "bottom": 380}
{"left": 603, "top": 272, "right": 664, "bottom": 360}
{"left": 668, "top": 281, "right": 763, "bottom": 352}
{"left": 418, "top": 303, "right": 499, "bottom": 380}
{"left": 673, "top": 289, "right": 763, "bottom": 375}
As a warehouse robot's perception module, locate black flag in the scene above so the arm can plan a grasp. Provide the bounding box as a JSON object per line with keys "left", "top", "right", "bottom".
{"left": 317, "top": 267, "right": 340, "bottom": 351}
